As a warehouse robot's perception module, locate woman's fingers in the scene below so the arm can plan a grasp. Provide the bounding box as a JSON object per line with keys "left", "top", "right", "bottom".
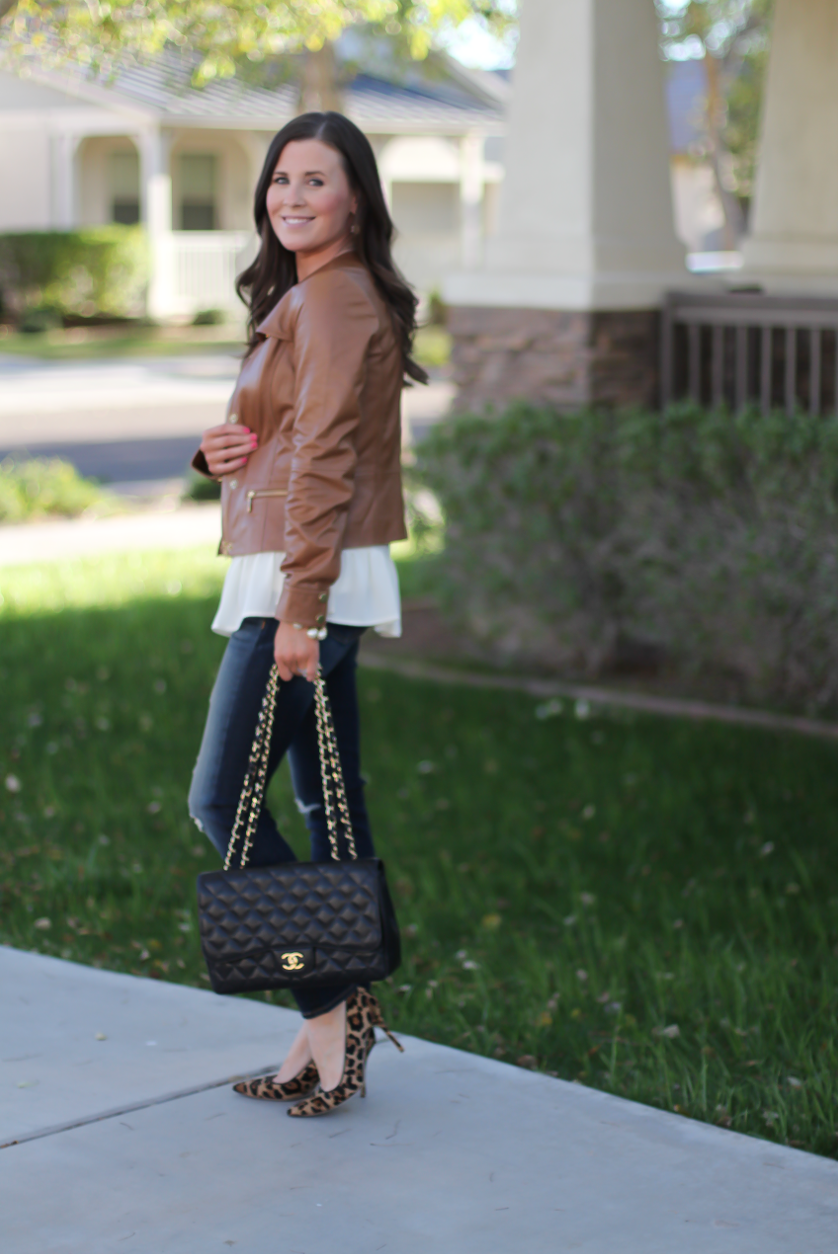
{"left": 273, "top": 622, "right": 320, "bottom": 683}
{"left": 208, "top": 434, "right": 256, "bottom": 453}
{"left": 210, "top": 442, "right": 252, "bottom": 463}
{"left": 205, "top": 452, "right": 247, "bottom": 475}
{"left": 200, "top": 425, "right": 255, "bottom": 451}
{"left": 202, "top": 438, "right": 256, "bottom": 460}
{"left": 211, "top": 454, "right": 249, "bottom": 474}
{"left": 274, "top": 656, "right": 296, "bottom": 683}
{"left": 199, "top": 424, "right": 258, "bottom": 475}
{"left": 203, "top": 422, "right": 253, "bottom": 440}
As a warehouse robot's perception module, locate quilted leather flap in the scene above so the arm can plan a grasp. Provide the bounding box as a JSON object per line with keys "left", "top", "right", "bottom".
{"left": 197, "top": 859, "right": 384, "bottom": 957}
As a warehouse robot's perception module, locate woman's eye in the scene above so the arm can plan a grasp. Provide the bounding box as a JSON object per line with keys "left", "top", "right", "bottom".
{"left": 308, "top": 178, "right": 324, "bottom": 187}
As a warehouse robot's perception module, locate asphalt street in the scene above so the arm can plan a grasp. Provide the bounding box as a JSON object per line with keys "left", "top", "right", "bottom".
{"left": 3, "top": 432, "right": 209, "bottom": 483}
{"left": 0, "top": 354, "right": 234, "bottom": 485}
{"left": 0, "top": 353, "right": 453, "bottom": 486}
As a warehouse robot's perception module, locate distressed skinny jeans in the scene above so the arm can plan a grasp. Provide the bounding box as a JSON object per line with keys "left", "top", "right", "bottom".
{"left": 188, "top": 617, "right": 374, "bottom": 1018}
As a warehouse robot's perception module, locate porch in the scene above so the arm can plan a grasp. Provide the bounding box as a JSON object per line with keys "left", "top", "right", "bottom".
{"left": 150, "top": 230, "right": 256, "bottom": 318}
{"left": 65, "top": 127, "right": 259, "bottom": 318}
{"left": 52, "top": 118, "right": 503, "bottom": 319}
{"left": 444, "top": 0, "right": 838, "bottom": 414}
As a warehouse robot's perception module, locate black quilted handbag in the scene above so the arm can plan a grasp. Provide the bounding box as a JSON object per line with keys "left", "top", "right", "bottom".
{"left": 196, "top": 664, "right": 401, "bottom": 995}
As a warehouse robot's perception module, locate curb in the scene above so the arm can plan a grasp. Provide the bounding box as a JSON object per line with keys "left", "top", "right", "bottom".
{"left": 359, "top": 652, "right": 838, "bottom": 742}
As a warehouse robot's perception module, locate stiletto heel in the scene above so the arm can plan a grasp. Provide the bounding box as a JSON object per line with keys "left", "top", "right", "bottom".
{"left": 287, "top": 988, "right": 403, "bottom": 1118}
{"left": 233, "top": 1059, "right": 319, "bottom": 1101}
{"left": 364, "top": 990, "right": 404, "bottom": 1058}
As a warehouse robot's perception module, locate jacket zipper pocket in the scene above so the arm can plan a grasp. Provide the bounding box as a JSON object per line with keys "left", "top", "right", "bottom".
{"left": 246, "top": 488, "right": 288, "bottom": 514}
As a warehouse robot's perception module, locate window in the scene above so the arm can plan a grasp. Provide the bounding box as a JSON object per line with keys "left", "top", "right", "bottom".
{"left": 180, "top": 154, "right": 217, "bottom": 230}
{"left": 391, "top": 183, "right": 459, "bottom": 235}
{"left": 109, "top": 151, "right": 140, "bottom": 225}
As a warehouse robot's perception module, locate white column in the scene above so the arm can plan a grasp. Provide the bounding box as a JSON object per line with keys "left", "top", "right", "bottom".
{"left": 459, "top": 132, "right": 484, "bottom": 269}
{"left": 444, "top": 0, "right": 686, "bottom": 311}
{"left": 136, "top": 128, "right": 174, "bottom": 319}
{"left": 54, "top": 133, "right": 78, "bottom": 229}
{"left": 238, "top": 131, "right": 271, "bottom": 202}
{"left": 741, "top": 0, "right": 838, "bottom": 291}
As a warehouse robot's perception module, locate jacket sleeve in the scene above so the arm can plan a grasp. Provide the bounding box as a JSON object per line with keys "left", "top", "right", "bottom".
{"left": 276, "top": 269, "right": 379, "bottom": 627}
{"left": 190, "top": 447, "right": 215, "bottom": 478}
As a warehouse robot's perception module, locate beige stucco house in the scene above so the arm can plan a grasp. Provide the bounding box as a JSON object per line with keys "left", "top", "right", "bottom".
{"left": 0, "top": 37, "right": 506, "bottom": 317}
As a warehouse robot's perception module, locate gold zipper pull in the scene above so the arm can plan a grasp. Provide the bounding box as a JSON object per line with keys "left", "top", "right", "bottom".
{"left": 245, "top": 488, "right": 287, "bottom": 514}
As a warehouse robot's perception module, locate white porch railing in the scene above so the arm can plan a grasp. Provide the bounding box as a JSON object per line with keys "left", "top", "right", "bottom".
{"left": 149, "top": 231, "right": 258, "bottom": 318}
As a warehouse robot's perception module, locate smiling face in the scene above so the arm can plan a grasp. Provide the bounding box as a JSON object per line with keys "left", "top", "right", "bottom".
{"left": 266, "top": 138, "right": 358, "bottom": 276}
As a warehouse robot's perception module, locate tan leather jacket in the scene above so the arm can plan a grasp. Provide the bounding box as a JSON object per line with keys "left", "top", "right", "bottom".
{"left": 192, "top": 252, "right": 407, "bottom": 629}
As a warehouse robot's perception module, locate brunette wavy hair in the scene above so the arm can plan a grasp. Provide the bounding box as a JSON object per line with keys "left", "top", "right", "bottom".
{"left": 236, "top": 112, "right": 428, "bottom": 385}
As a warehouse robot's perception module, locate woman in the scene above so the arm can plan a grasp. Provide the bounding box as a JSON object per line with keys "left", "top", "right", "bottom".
{"left": 188, "top": 111, "right": 426, "bottom": 1118}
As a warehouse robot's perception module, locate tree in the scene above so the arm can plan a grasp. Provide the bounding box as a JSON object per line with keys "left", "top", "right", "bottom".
{"left": 1, "top": 0, "right": 516, "bottom": 91}
{"left": 656, "top": 0, "right": 773, "bottom": 248}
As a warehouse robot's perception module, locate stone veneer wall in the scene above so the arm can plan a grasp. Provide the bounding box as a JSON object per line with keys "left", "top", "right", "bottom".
{"left": 447, "top": 306, "right": 660, "bottom": 413}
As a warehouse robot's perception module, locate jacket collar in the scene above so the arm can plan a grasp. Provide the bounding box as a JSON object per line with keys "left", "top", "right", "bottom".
{"left": 256, "top": 250, "right": 365, "bottom": 340}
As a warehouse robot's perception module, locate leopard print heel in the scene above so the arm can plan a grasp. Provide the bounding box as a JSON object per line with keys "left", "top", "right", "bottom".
{"left": 363, "top": 988, "right": 405, "bottom": 1055}
{"left": 287, "top": 988, "right": 403, "bottom": 1119}
{"left": 233, "top": 1060, "right": 319, "bottom": 1101}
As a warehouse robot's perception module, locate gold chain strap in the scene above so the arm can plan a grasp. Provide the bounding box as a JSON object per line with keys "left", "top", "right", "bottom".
{"left": 223, "top": 663, "right": 356, "bottom": 871}
{"left": 314, "top": 670, "right": 358, "bottom": 862}
{"left": 224, "top": 664, "right": 279, "bottom": 870}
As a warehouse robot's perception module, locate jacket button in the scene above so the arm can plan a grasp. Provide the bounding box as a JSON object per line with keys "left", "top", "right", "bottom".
{"left": 316, "top": 614, "right": 325, "bottom": 624}
{"left": 318, "top": 593, "right": 327, "bottom": 602}
{"left": 229, "top": 479, "right": 237, "bottom": 488}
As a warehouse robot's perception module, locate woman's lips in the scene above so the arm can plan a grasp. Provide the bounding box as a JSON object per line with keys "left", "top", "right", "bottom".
{"left": 282, "top": 216, "right": 314, "bottom": 225}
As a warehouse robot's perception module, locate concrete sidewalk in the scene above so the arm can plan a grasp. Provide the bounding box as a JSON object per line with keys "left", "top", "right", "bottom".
{"left": 0, "top": 503, "right": 222, "bottom": 566}
{"left": 2, "top": 947, "right": 836, "bottom": 1253}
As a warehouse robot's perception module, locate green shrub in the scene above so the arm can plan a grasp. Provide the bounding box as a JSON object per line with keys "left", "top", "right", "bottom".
{"left": 413, "top": 401, "right": 838, "bottom": 709}
{"left": 18, "top": 305, "right": 63, "bottom": 334}
{"left": 0, "top": 228, "right": 148, "bottom": 320}
{"left": 192, "top": 308, "right": 226, "bottom": 326}
{"left": 182, "top": 469, "right": 221, "bottom": 502}
{"left": 0, "top": 458, "right": 106, "bottom": 521}
{"left": 414, "top": 324, "right": 451, "bottom": 369}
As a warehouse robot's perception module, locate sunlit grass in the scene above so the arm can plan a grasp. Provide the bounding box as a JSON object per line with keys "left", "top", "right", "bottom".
{"left": 1, "top": 548, "right": 837, "bottom": 1157}
{"left": 0, "top": 326, "right": 244, "bottom": 360}
{"left": 0, "top": 548, "right": 226, "bottom": 615}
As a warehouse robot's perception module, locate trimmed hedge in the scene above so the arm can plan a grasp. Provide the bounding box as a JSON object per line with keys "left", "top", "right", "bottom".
{"left": 413, "top": 401, "right": 838, "bottom": 710}
{"left": 0, "top": 227, "right": 148, "bottom": 320}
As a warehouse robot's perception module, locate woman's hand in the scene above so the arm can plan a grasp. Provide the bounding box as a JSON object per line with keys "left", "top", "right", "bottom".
{"left": 274, "top": 621, "right": 320, "bottom": 684}
{"left": 199, "top": 423, "right": 257, "bottom": 476}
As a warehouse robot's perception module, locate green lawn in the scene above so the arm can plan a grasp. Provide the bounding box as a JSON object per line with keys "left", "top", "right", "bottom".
{"left": 1, "top": 547, "right": 837, "bottom": 1157}
{"left": 0, "top": 323, "right": 450, "bottom": 366}
{"left": 0, "top": 327, "right": 245, "bottom": 360}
